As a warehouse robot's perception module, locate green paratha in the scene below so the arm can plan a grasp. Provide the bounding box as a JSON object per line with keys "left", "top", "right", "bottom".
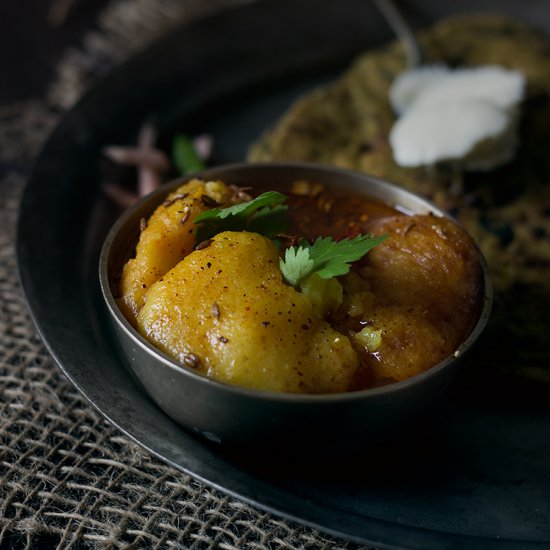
{"left": 248, "top": 15, "right": 550, "bottom": 382}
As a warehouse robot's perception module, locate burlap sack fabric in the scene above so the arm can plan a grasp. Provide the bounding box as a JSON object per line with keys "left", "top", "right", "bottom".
{"left": 0, "top": 1, "right": 367, "bottom": 548}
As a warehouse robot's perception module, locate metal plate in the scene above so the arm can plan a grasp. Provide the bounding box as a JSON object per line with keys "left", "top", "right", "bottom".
{"left": 17, "top": 0, "right": 550, "bottom": 547}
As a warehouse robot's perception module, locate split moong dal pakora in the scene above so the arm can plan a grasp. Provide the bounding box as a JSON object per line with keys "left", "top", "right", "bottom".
{"left": 249, "top": 15, "right": 550, "bottom": 383}
{"left": 118, "top": 179, "right": 483, "bottom": 394}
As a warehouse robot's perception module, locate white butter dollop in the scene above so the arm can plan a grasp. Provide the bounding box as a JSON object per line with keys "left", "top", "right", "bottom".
{"left": 388, "top": 65, "right": 525, "bottom": 170}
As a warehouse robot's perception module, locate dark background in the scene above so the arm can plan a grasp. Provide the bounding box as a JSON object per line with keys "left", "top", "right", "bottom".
{"left": 1, "top": 0, "right": 109, "bottom": 105}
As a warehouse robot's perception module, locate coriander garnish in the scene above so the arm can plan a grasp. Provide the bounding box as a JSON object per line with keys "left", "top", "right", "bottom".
{"left": 193, "top": 189, "right": 387, "bottom": 287}
{"left": 279, "top": 235, "right": 387, "bottom": 288}
{"left": 194, "top": 191, "right": 288, "bottom": 242}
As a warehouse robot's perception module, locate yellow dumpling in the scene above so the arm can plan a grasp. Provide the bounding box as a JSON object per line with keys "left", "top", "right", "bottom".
{"left": 118, "top": 179, "right": 238, "bottom": 323}
{"left": 137, "top": 231, "right": 359, "bottom": 393}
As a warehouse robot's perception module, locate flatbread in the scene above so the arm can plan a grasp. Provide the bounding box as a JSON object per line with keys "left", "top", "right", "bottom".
{"left": 248, "top": 15, "right": 550, "bottom": 382}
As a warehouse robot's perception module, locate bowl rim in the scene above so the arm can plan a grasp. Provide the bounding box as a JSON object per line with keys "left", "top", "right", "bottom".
{"left": 99, "top": 161, "right": 493, "bottom": 403}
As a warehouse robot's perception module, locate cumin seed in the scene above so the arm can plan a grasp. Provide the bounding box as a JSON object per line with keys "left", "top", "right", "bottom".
{"left": 229, "top": 184, "right": 253, "bottom": 201}
{"left": 179, "top": 208, "right": 191, "bottom": 225}
{"left": 182, "top": 353, "right": 201, "bottom": 369}
{"left": 403, "top": 223, "right": 416, "bottom": 236}
{"left": 212, "top": 302, "right": 220, "bottom": 320}
{"left": 432, "top": 225, "right": 448, "bottom": 239}
{"left": 196, "top": 238, "right": 213, "bottom": 250}
{"left": 163, "top": 193, "right": 189, "bottom": 207}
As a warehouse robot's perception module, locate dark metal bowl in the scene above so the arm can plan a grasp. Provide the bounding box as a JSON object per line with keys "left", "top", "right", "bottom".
{"left": 99, "top": 162, "right": 492, "bottom": 454}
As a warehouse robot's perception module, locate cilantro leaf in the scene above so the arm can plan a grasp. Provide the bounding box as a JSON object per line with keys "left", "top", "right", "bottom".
{"left": 279, "top": 246, "right": 315, "bottom": 288}
{"left": 194, "top": 191, "right": 288, "bottom": 242}
{"left": 247, "top": 204, "right": 289, "bottom": 237}
{"left": 307, "top": 235, "right": 387, "bottom": 278}
{"left": 172, "top": 134, "right": 205, "bottom": 174}
{"left": 192, "top": 188, "right": 387, "bottom": 287}
{"left": 280, "top": 234, "right": 388, "bottom": 288}
{"left": 194, "top": 191, "right": 286, "bottom": 223}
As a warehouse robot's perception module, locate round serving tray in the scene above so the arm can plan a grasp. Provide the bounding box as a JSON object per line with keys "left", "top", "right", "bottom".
{"left": 17, "top": 0, "right": 550, "bottom": 547}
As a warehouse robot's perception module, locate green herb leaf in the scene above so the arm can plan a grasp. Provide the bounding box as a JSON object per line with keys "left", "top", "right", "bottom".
{"left": 194, "top": 191, "right": 288, "bottom": 242}
{"left": 247, "top": 204, "right": 289, "bottom": 237}
{"left": 280, "top": 234, "right": 388, "bottom": 288}
{"left": 194, "top": 191, "right": 286, "bottom": 223}
{"left": 172, "top": 134, "right": 205, "bottom": 174}
{"left": 279, "top": 246, "right": 315, "bottom": 288}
